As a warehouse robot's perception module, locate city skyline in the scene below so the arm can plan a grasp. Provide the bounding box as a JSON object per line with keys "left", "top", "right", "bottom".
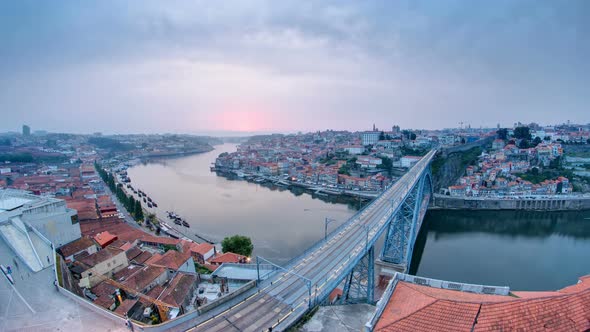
{"left": 1, "top": 1, "right": 588, "bottom": 134}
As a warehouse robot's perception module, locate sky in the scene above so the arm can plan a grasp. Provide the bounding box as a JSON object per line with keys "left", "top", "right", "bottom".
{"left": 0, "top": 0, "right": 588, "bottom": 135}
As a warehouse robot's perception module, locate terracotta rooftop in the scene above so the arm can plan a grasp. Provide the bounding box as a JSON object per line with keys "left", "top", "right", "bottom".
{"left": 77, "top": 246, "right": 124, "bottom": 268}
{"left": 125, "top": 247, "right": 143, "bottom": 261}
{"left": 148, "top": 250, "right": 193, "bottom": 271}
{"left": 158, "top": 273, "right": 197, "bottom": 308}
{"left": 188, "top": 242, "right": 215, "bottom": 256}
{"left": 114, "top": 299, "right": 138, "bottom": 317}
{"left": 209, "top": 252, "right": 248, "bottom": 265}
{"left": 374, "top": 275, "right": 590, "bottom": 332}
{"left": 58, "top": 237, "right": 96, "bottom": 258}
{"left": 121, "top": 265, "right": 166, "bottom": 292}
{"left": 132, "top": 251, "right": 153, "bottom": 265}
{"left": 94, "top": 231, "right": 117, "bottom": 248}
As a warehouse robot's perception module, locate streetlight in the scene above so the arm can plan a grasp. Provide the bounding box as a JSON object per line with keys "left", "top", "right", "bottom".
{"left": 324, "top": 217, "right": 338, "bottom": 241}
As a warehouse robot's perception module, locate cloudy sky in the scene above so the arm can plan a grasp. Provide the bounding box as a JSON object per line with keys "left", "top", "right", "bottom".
{"left": 0, "top": 1, "right": 588, "bottom": 134}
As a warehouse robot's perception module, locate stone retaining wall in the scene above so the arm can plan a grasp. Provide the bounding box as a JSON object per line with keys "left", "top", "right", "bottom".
{"left": 432, "top": 194, "right": 590, "bottom": 211}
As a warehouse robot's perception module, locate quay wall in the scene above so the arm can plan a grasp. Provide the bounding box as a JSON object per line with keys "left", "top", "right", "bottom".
{"left": 431, "top": 194, "right": 590, "bottom": 211}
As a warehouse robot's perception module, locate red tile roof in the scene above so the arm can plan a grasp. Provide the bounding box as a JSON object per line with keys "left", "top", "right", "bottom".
{"left": 158, "top": 273, "right": 197, "bottom": 308}
{"left": 94, "top": 231, "right": 117, "bottom": 248}
{"left": 375, "top": 275, "right": 590, "bottom": 332}
{"left": 209, "top": 252, "right": 248, "bottom": 265}
{"left": 189, "top": 242, "right": 215, "bottom": 256}
{"left": 58, "top": 237, "right": 96, "bottom": 258}
{"left": 148, "top": 250, "right": 192, "bottom": 271}
{"left": 114, "top": 299, "right": 138, "bottom": 317}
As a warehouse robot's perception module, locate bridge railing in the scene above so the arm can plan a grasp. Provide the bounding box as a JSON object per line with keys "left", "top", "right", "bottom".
{"left": 282, "top": 187, "right": 382, "bottom": 270}
{"left": 282, "top": 151, "right": 435, "bottom": 272}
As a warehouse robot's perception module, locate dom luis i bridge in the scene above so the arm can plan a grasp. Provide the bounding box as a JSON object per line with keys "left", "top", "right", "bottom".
{"left": 190, "top": 149, "right": 437, "bottom": 332}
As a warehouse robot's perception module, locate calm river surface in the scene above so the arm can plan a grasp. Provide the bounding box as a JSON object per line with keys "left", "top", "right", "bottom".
{"left": 128, "top": 144, "right": 590, "bottom": 291}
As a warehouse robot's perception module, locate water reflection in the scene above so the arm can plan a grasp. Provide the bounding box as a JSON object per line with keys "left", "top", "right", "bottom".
{"left": 410, "top": 210, "right": 590, "bottom": 291}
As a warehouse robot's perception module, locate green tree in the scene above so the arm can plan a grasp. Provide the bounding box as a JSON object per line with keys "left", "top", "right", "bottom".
{"left": 513, "top": 126, "right": 531, "bottom": 140}
{"left": 532, "top": 136, "right": 542, "bottom": 147}
{"left": 410, "top": 133, "right": 417, "bottom": 140}
{"left": 496, "top": 128, "right": 508, "bottom": 140}
{"left": 518, "top": 139, "right": 530, "bottom": 149}
{"left": 587, "top": 138, "right": 590, "bottom": 144}
{"left": 134, "top": 200, "right": 144, "bottom": 221}
{"left": 222, "top": 235, "right": 253, "bottom": 257}
{"left": 379, "top": 131, "right": 385, "bottom": 141}
{"left": 378, "top": 157, "right": 393, "bottom": 176}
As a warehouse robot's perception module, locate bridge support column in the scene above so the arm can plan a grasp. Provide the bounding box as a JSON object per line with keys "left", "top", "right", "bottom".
{"left": 341, "top": 245, "right": 375, "bottom": 304}
{"left": 380, "top": 169, "right": 432, "bottom": 271}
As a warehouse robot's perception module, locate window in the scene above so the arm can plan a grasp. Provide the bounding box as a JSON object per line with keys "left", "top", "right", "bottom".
{"left": 71, "top": 215, "right": 79, "bottom": 224}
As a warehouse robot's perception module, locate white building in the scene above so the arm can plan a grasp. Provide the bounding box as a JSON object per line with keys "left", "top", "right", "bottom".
{"left": 0, "top": 189, "right": 81, "bottom": 271}
{"left": 361, "top": 131, "right": 380, "bottom": 146}
{"left": 401, "top": 156, "right": 422, "bottom": 168}
{"left": 344, "top": 145, "right": 365, "bottom": 155}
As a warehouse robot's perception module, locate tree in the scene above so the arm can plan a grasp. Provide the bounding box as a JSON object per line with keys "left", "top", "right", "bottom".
{"left": 496, "top": 128, "right": 508, "bottom": 140}
{"left": 587, "top": 138, "right": 590, "bottom": 144}
{"left": 532, "top": 136, "right": 542, "bottom": 147}
{"left": 544, "top": 136, "right": 552, "bottom": 141}
{"left": 410, "top": 133, "right": 417, "bottom": 140}
{"left": 134, "top": 200, "right": 144, "bottom": 221}
{"left": 460, "top": 137, "right": 466, "bottom": 144}
{"left": 378, "top": 157, "right": 393, "bottom": 176}
{"left": 513, "top": 126, "right": 531, "bottom": 140}
{"left": 518, "top": 139, "right": 530, "bottom": 149}
{"left": 531, "top": 167, "right": 539, "bottom": 176}
{"left": 222, "top": 235, "right": 253, "bottom": 257}
{"left": 379, "top": 131, "right": 386, "bottom": 141}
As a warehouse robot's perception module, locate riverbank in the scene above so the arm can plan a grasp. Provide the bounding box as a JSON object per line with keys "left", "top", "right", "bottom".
{"left": 431, "top": 193, "right": 590, "bottom": 211}
{"left": 138, "top": 146, "right": 214, "bottom": 160}
{"left": 214, "top": 169, "right": 378, "bottom": 203}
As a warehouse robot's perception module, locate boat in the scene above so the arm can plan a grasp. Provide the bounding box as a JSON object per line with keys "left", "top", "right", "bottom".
{"left": 147, "top": 203, "right": 153, "bottom": 208}
{"left": 153, "top": 202, "right": 158, "bottom": 208}
{"left": 142, "top": 197, "right": 147, "bottom": 203}
{"left": 182, "top": 220, "right": 190, "bottom": 228}
{"left": 174, "top": 219, "right": 182, "bottom": 225}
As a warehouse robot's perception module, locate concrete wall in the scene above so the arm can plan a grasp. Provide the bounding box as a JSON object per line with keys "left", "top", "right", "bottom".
{"left": 23, "top": 207, "right": 81, "bottom": 248}
{"left": 80, "top": 251, "right": 129, "bottom": 288}
{"left": 432, "top": 194, "right": 590, "bottom": 211}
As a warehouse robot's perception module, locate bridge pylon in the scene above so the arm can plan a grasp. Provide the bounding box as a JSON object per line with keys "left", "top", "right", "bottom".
{"left": 380, "top": 168, "right": 432, "bottom": 272}
{"left": 340, "top": 245, "right": 375, "bottom": 304}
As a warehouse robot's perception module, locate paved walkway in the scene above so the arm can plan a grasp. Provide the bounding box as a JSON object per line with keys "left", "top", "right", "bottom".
{"left": 301, "top": 304, "right": 375, "bottom": 332}
{"left": 0, "top": 238, "right": 126, "bottom": 332}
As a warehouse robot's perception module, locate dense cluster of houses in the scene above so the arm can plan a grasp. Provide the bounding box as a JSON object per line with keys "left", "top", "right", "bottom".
{"left": 214, "top": 129, "right": 483, "bottom": 192}
{"left": 449, "top": 140, "right": 572, "bottom": 197}
{"left": 57, "top": 217, "right": 249, "bottom": 323}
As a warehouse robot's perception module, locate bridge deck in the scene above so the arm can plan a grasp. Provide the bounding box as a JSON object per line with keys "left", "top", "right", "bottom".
{"left": 188, "top": 150, "right": 437, "bottom": 332}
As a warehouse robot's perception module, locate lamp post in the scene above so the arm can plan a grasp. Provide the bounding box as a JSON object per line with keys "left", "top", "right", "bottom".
{"left": 324, "top": 217, "right": 337, "bottom": 241}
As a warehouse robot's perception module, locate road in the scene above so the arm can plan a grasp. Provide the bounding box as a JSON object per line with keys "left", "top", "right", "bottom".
{"left": 187, "top": 150, "right": 436, "bottom": 332}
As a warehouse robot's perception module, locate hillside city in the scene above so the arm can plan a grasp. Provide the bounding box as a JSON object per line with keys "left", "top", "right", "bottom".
{"left": 1, "top": 122, "right": 589, "bottom": 330}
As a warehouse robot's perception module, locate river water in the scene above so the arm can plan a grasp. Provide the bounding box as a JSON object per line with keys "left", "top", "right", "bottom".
{"left": 128, "top": 144, "right": 590, "bottom": 291}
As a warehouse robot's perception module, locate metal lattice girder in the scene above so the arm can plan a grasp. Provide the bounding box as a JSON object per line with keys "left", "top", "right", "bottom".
{"left": 381, "top": 169, "right": 433, "bottom": 266}
{"left": 341, "top": 245, "right": 375, "bottom": 304}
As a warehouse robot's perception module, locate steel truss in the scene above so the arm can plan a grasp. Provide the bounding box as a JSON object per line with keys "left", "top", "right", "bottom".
{"left": 341, "top": 245, "right": 375, "bottom": 304}
{"left": 381, "top": 170, "right": 433, "bottom": 267}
